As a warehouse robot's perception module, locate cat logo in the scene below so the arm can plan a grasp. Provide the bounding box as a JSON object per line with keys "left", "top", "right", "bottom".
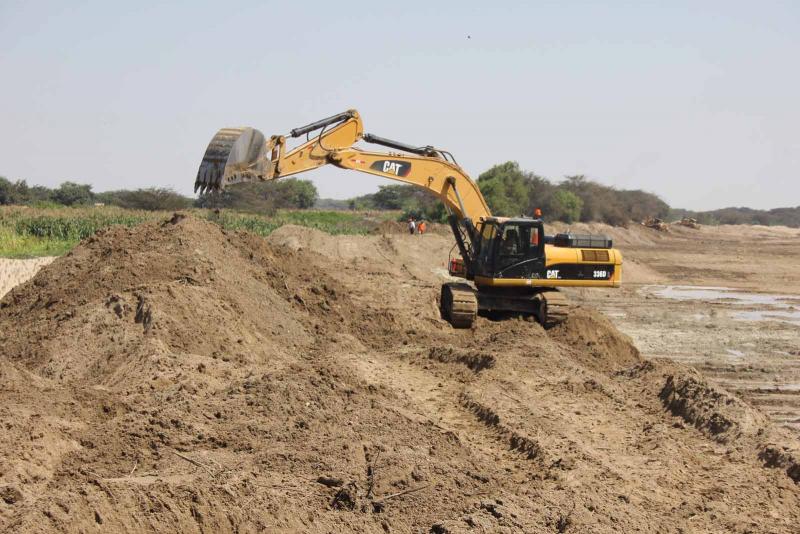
{"left": 546, "top": 269, "right": 560, "bottom": 279}
{"left": 370, "top": 160, "right": 411, "bottom": 177}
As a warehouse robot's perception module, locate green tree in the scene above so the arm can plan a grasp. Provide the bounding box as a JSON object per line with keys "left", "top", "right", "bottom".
{"left": 196, "top": 179, "right": 318, "bottom": 213}
{"left": 273, "top": 179, "right": 318, "bottom": 209}
{"left": 525, "top": 174, "right": 555, "bottom": 216}
{"left": 27, "top": 185, "right": 53, "bottom": 205}
{"left": 550, "top": 189, "right": 583, "bottom": 223}
{"left": 342, "top": 161, "right": 684, "bottom": 227}
{"left": 371, "top": 185, "right": 408, "bottom": 210}
{"left": 0, "top": 176, "right": 16, "bottom": 204}
{"left": 51, "top": 181, "right": 94, "bottom": 206}
{"left": 476, "top": 161, "right": 531, "bottom": 216}
{"left": 0, "top": 177, "right": 35, "bottom": 205}
{"left": 96, "top": 188, "right": 193, "bottom": 211}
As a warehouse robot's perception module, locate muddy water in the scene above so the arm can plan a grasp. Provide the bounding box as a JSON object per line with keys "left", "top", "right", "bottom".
{"left": 571, "top": 284, "right": 800, "bottom": 434}
{"left": 733, "top": 310, "right": 800, "bottom": 325}
{"left": 648, "top": 285, "right": 800, "bottom": 325}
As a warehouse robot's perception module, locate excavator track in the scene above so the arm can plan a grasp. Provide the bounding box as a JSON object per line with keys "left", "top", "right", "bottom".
{"left": 475, "top": 287, "right": 571, "bottom": 327}
{"left": 441, "top": 283, "right": 478, "bottom": 329}
{"left": 540, "top": 289, "right": 571, "bottom": 327}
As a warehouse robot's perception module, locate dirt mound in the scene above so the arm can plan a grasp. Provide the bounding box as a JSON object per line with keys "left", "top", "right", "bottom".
{"left": 0, "top": 257, "right": 55, "bottom": 298}
{"left": 658, "top": 366, "right": 767, "bottom": 443}
{"left": 1, "top": 214, "right": 799, "bottom": 533}
{"left": 370, "top": 220, "right": 406, "bottom": 235}
{"left": 549, "top": 308, "right": 641, "bottom": 372}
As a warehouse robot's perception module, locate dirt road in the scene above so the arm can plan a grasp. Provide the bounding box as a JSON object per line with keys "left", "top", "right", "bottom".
{"left": 0, "top": 216, "right": 798, "bottom": 532}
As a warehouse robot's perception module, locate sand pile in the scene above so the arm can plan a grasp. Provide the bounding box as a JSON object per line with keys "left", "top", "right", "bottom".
{"left": 0, "top": 257, "right": 55, "bottom": 299}
{"left": 0, "top": 214, "right": 798, "bottom": 533}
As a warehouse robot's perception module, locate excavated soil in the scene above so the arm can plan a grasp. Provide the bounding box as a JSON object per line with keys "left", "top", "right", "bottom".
{"left": 0, "top": 257, "right": 55, "bottom": 299}
{"left": 1, "top": 214, "right": 799, "bottom": 533}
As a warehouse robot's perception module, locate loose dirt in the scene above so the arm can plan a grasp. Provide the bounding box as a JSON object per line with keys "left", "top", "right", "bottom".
{"left": 1, "top": 215, "right": 798, "bottom": 533}
{"left": 0, "top": 257, "right": 55, "bottom": 299}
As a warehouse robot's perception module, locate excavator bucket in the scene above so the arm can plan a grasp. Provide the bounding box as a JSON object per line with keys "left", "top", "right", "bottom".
{"left": 194, "top": 127, "right": 271, "bottom": 194}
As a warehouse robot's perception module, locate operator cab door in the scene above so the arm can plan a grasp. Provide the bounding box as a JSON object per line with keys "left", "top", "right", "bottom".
{"left": 491, "top": 222, "right": 545, "bottom": 279}
{"left": 472, "top": 221, "right": 497, "bottom": 278}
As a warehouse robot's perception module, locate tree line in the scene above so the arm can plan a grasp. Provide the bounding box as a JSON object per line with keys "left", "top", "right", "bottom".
{"left": 0, "top": 176, "right": 318, "bottom": 214}
{"left": 3, "top": 165, "right": 798, "bottom": 227}
{"left": 671, "top": 206, "right": 800, "bottom": 228}
{"left": 350, "top": 161, "right": 671, "bottom": 226}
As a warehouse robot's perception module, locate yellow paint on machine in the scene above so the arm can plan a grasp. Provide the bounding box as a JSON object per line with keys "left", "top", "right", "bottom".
{"left": 474, "top": 274, "right": 622, "bottom": 289}
{"left": 475, "top": 247, "right": 623, "bottom": 288}
{"left": 545, "top": 245, "right": 623, "bottom": 268}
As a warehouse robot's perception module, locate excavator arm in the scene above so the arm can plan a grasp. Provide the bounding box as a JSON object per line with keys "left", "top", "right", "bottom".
{"left": 195, "top": 109, "right": 491, "bottom": 272}
{"left": 195, "top": 110, "right": 490, "bottom": 221}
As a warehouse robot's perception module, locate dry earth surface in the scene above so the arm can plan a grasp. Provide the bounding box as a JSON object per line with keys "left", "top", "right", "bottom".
{"left": 552, "top": 222, "right": 800, "bottom": 435}
{"left": 0, "top": 257, "right": 55, "bottom": 300}
{"left": 0, "top": 215, "right": 798, "bottom": 533}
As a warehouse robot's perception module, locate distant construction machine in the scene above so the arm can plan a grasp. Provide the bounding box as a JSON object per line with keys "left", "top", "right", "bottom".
{"left": 195, "top": 110, "right": 622, "bottom": 328}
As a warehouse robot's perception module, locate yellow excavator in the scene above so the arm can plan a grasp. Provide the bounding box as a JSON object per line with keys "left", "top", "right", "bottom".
{"left": 195, "top": 110, "right": 622, "bottom": 328}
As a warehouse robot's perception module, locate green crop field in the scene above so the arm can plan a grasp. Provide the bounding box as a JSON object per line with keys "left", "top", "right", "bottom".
{"left": 0, "top": 206, "right": 156, "bottom": 258}
{"left": 0, "top": 206, "right": 399, "bottom": 258}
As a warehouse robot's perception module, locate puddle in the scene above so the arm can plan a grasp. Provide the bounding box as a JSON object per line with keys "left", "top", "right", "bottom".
{"left": 644, "top": 285, "right": 800, "bottom": 325}
{"left": 648, "top": 285, "right": 797, "bottom": 306}
{"left": 725, "top": 349, "right": 745, "bottom": 358}
{"left": 732, "top": 310, "right": 800, "bottom": 326}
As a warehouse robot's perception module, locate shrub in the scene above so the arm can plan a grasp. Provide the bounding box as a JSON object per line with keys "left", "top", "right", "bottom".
{"left": 549, "top": 189, "right": 583, "bottom": 223}
{"left": 51, "top": 182, "right": 94, "bottom": 206}
{"left": 96, "top": 188, "right": 193, "bottom": 211}
{"left": 196, "top": 179, "right": 319, "bottom": 213}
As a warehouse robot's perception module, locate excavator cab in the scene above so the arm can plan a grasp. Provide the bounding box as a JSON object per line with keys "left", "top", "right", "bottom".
{"left": 473, "top": 218, "right": 545, "bottom": 279}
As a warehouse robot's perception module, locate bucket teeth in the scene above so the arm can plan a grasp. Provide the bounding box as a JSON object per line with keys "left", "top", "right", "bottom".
{"left": 195, "top": 127, "right": 268, "bottom": 194}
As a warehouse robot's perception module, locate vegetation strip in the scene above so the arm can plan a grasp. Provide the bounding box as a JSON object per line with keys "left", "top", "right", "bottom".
{"left": 0, "top": 206, "right": 395, "bottom": 258}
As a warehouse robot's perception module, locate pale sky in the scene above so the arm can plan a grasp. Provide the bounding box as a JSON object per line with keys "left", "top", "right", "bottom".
{"left": 1, "top": 1, "right": 798, "bottom": 210}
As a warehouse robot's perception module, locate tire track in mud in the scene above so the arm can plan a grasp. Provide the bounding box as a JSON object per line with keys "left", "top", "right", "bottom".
{"left": 421, "top": 345, "right": 549, "bottom": 464}
{"left": 340, "top": 327, "right": 716, "bottom": 499}
{"left": 339, "top": 342, "right": 549, "bottom": 470}
{"left": 457, "top": 392, "right": 544, "bottom": 461}
{"left": 351, "top": 340, "right": 709, "bottom": 528}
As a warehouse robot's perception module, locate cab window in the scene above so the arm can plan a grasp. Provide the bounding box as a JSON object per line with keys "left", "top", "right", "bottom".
{"left": 495, "top": 224, "right": 543, "bottom": 270}
{"left": 477, "top": 223, "right": 496, "bottom": 265}
{"left": 481, "top": 223, "right": 496, "bottom": 240}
